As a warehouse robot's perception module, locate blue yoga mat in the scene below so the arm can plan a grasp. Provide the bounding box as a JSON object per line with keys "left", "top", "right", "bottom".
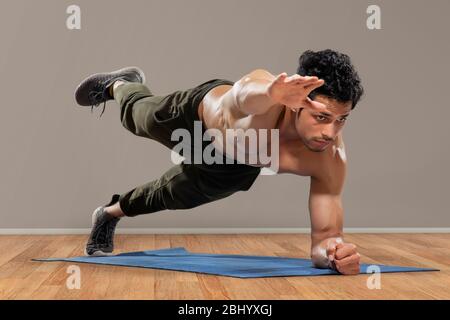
{"left": 33, "top": 247, "right": 438, "bottom": 278}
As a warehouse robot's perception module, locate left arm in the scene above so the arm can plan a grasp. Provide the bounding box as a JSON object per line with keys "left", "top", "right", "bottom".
{"left": 308, "top": 148, "right": 360, "bottom": 275}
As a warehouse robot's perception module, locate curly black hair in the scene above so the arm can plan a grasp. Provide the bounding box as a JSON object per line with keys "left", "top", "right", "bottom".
{"left": 297, "top": 49, "right": 364, "bottom": 109}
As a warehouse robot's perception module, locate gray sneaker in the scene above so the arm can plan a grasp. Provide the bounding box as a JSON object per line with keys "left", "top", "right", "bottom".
{"left": 85, "top": 194, "right": 121, "bottom": 256}
{"left": 74, "top": 66, "right": 146, "bottom": 117}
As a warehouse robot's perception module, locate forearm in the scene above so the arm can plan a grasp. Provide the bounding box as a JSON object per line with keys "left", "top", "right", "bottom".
{"left": 308, "top": 158, "right": 349, "bottom": 269}
{"left": 311, "top": 227, "right": 344, "bottom": 249}
{"left": 231, "top": 78, "right": 281, "bottom": 115}
{"left": 309, "top": 196, "right": 344, "bottom": 268}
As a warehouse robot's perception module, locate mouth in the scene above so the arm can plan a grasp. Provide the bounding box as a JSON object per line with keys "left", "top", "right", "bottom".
{"left": 313, "top": 140, "right": 330, "bottom": 148}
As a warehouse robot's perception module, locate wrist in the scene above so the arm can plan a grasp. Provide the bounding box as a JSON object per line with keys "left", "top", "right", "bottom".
{"left": 264, "top": 82, "right": 278, "bottom": 104}
{"left": 311, "top": 236, "right": 344, "bottom": 268}
{"left": 311, "top": 245, "right": 331, "bottom": 268}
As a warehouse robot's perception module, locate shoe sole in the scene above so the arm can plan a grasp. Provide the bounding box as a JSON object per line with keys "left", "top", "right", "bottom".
{"left": 84, "top": 247, "right": 114, "bottom": 257}
{"left": 75, "top": 66, "right": 146, "bottom": 106}
{"left": 84, "top": 206, "right": 115, "bottom": 257}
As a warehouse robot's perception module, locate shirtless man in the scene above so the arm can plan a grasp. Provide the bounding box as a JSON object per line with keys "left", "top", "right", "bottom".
{"left": 74, "top": 49, "right": 364, "bottom": 275}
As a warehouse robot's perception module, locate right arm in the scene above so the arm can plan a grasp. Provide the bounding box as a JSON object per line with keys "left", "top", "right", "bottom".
{"left": 227, "top": 69, "right": 325, "bottom": 116}
{"left": 230, "top": 69, "right": 281, "bottom": 115}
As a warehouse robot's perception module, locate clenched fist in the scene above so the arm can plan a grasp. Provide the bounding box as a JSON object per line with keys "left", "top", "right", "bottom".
{"left": 327, "top": 240, "right": 361, "bottom": 275}
{"left": 311, "top": 237, "right": 361, "bottom": 275}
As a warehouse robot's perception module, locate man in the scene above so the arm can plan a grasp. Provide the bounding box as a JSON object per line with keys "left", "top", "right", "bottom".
{"left": 75, "top": 49, "right": 364, "bottom": 275}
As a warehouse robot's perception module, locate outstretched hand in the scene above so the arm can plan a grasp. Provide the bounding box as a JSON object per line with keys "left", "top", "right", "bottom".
{"left": 267, "top": 72, "right": 327, "bottom": 110}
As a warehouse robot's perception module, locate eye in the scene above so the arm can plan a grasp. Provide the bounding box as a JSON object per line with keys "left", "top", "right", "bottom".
{"left": 316, "top": 116, "right": 327, "bottom": 121}
{"left": 338, "top": 118, "right": 348, "bottom": 123}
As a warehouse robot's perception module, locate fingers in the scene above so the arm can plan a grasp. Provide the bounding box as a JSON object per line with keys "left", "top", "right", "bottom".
{"left": 278, "top": 73, "right": 322, "bottom": 86}
{"left": 334, "top": 253, "right": 361, "bottom": 268}
{"left": 325, "top": 239, "right": 338, "bottom": 263}
{"left": 336, "top": 264, "right": 360, "bottom": 275}
{"left": 335, "top": 243, "right": 358, "bottom": 260}
{"left": 274, "top": 72, "right": 288, "bottom": 83}
{"left": 320, "top": 240, "right": 360, "bottom": 275}
{"left": 304, "top": 79, "right": 325, "bottom": 91}
{"left": 285, "top": 74, "right": 302, "bottom": 82}
{"left": 336, "top": 242, "right": 344, "bottom": 250}
{"left": 305, "top": 98, "right": 327, "bottom": 110}
{"left": 334, "top": 248, "right": 361, "bottom": 275}
{"left": 288, "top": 75, "right": 320, "bottom": 86}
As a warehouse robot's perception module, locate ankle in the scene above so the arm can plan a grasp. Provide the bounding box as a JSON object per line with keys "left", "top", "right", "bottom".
{"left": 105, "top": 209, "right": 124, "bottom": 219}
{"left": 108, "top": 80, "right": 125, "bottom": 98}
{"left": 104, "top": 203, "right": 125, "bottom": 218}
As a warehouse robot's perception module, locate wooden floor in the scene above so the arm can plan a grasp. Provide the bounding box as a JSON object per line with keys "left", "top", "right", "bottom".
{"left": 0, "top": 234, "right": 448, "bottom": 299}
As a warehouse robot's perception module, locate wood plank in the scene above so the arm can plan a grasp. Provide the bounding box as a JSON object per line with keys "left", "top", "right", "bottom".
{"left": 0, "top": 234, "right": 448, "bottom": 299}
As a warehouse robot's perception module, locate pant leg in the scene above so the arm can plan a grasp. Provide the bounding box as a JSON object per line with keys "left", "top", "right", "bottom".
{"left": 115, "top": 161, "right": 260, "bottom": 217}
{"left": 110, "top": 82, "right": 214, "bottom": 216}
{"left": 110, "top": 81, "right": 261, "bottom": 217}
{"left": 113, "top": 82, "right": 195, "bottom": 153}
{"left": 113, "top": 82, "right": 162, "bottom": 140}
{"left": 116, "top": 162, "right": 231, "bottom": 217}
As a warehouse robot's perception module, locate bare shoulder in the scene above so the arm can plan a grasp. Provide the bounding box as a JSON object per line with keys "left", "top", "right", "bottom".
{"left": 231, "top": 69, "right": 276, "bottom": 94}
{"left": 213, "top": 68, "right": 282, "bottom": 129}
{"left": 219, "top": 68, "right": 275, "bottom": 105}
{"left": 243, "top": 68, "right": 276, "bottom": 81}
{"left": 203, "top": 69, "right": 270, "bottom": 114}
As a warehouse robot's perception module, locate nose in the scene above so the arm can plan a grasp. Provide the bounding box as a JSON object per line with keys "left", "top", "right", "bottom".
{"left": 321, "top": 127, "right": 336, "bottom": 141}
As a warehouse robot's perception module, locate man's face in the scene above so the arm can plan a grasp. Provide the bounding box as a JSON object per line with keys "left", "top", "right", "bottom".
{"left": 295, "top": 95, "right": 352, "bottom": 152}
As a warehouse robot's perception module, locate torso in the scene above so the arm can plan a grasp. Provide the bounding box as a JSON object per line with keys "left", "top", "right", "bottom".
{"left": 197, "top": 85, "right": 344, "bottom": 177}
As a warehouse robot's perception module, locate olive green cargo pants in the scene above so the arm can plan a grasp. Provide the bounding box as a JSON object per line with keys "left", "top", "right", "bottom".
{"left": 106, "top": 79, "right": 261, "bottom": 217}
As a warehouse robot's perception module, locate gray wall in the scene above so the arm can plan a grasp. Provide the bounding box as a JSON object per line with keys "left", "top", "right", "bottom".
{"left": 0, "top": 0, "right": 449, "bottom": 229}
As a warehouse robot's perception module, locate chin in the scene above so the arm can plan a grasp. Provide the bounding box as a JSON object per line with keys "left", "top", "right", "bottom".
{"left": 307, "top": 142, "right": 328, "bottom": 153}
{"left": 309, "top": 147, "right": 326, "bottom": 153}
